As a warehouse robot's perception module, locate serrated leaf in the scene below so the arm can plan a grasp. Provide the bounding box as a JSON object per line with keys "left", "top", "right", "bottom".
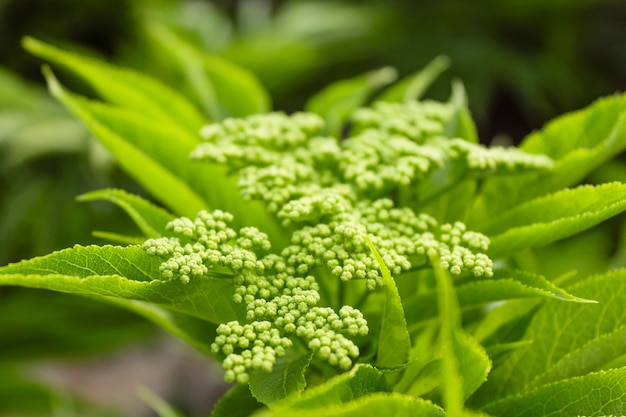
{"left": 255, "top": 393, "right": 444, "bottom": 417}
{"left": 23, "top": 37, "right": 205, "bottom": 132}
{"left": 273, "top": 364, "right": 388, "bottom": 411}
{"left": 146, "top": 24, "right": 271, "bottom": 120}
{"left": 530, "top": 325, "right": 626, "bottom": 389}
{"left": 403, "top": 269, "right": 590, "bottom": 327}
{"left": 432, "top": 258, "right": 491, "bottom": 414}
{"left": 44, "top": 69, "right": 286, "bottom": 244}
{"left": 211, "top": 384, "right": 264, "bottom": 417}
{"left": 469, "top": 93, "right": 626, "bottom": 228}
{"left": 482, "top": 368, "right": 626, "bottom": 417}
{"left": 78, "top": 189, "right": 175, "bottom": 238}
{"left": 43, "top": 68, "right": 208, "bottom": 217}
{"left": 378, "top": 55, "right": 450, "bottom": 103}
{"left": 0, "top": 245, "right": 244, "bottom": 324}
{"left": 365, "top": 237, "right": 411, "bottom": 372}
{"left": 485, "top": 183, "right": 626, "bottom": 258}
{"left": 470, "top": 268, "right": 626, "bottom": 406}
{"left": 248, "top": 350, "right": 311, "bottom": 406}
{"left": 305, "top": 67, "right": 397, "bottom": 137}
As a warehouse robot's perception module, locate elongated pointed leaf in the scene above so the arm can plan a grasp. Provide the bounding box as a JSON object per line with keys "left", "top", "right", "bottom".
{"left": 146, "top": 24, "right": 271, "bottom": 120}
{"left": 365, "top": 237, "right": 411, "bottom": 371}
{"left": 43, "top": 68, "right": 207, "bottom": 217}
{"left": 403, "top": 269, "right": 590, "bottom": 326}
{"left": 470, "top": 268, "right": 626, "bottom": 406}
{"left": 305, "top": 67, "right": 397, "bottom": 137}
{"left": 529, "top": 325, "right": 626, "bottom": 389}
{"left": 272, "top": 364, "right": 388, "bottom": 410}
{"left": 482, "top": 368, "right": 626, "bottom": 417}
{"left": 379, "top": 56, "right": 450, "bottom": 103}
{"left": 23, "top": 37, "right": 205, "bottom": 132}
{"left": 248, "top": 351, "right": 311, "bottom": 405}
{"left": 45, "top": 69, "right": 286, "bottom": 243}
{"left": 485, "top": 182, "right": 626, "bottom": 257}
{"left": 0, "top": 245, "right": 244, "bottom": 324}
{"left": 212, "top": 384, "right": 264, "bottom": 417}
{"left": 78, "top": 189, "right": 175, "bottom": 238}
{"left": 256, "top": 393, "right": 444, "bottom": 417}
{"left": 432, "top": 257, "right": 491, "bottom": 412}
{"left": 469, "top": 94, "right": 626, "bottom": 228}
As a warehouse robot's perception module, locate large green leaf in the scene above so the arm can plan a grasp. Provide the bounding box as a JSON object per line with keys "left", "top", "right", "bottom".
{"left": 482, "top": 368, "right": 626, "bottom": 417}
{"left": 255, "top": 393, "right": 444, "bottom": 417}
{"left": 485, "top": 183, "right": 626, "bottom": 258}
{"left": 272, "top": 364, "right": 388, "bottom": 411}
{"left": 43, "top": 68, "right": 208, "bottom": 217}
{"left": 469, "top": 93, "right": 626, "bottom": 228}
{"left": 403, "top": 269, "right": 590, "bottom": 328}
{"left": 470, "top": 268, "right": 626, "bottom": 406}
{"left": 45, "top": 69, "right": 286, "bottom": 243}
{"left": 0, "top": 245, "right": 244, "bottom": 324}
{"left": 211, "top": 384, "right": 264, "bottom": 417}
{"left": 248, "top": 350, "right": 311, "bottom": 405}
{"left": 23, "top": 37, "right": 206, "bottom": 132}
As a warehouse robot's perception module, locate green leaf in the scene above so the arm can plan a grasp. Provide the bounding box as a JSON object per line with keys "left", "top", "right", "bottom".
{"left": 378, "top": 55, "right": 450, "bottom": 103}
{"left": 470, "top": 268, "right": 626, "bottom": 406}
{"left": 255, "top": 393, "right": 444, "bottom": 417}
{"left": 248, "top": 350, "right": 311, "bottom": 405}
{"left": 146, "top": 24, "right": 271, "bottom": 120}
{"left": 432, "top": 257, "right": 491, "bottom": 414}
{"left": 530, "top": 325, "right": 626, "bottom": 389}
{"left": 43, "top": 68, "right": 286, "bottom": 244}
{"left": 485, "top": 183, "right": 626, "bottom": 258}
{"left": 273, "top": 364, "right": 388, "bottom": 410}
{"left": 0, "top": 245, "right": 244, "bottom": 324}
{"left": 43, "top": 68, "right": 208, "bottom": 217}
{"left": 211, "top": 384, "right": 264, "bottom": 417}
{"left": 78, "top": 189, "right": 175, "bottom": 238}
{"left": 365, "top": 237, "right": 411, "bottom": 372}
{"left": 403, "top": 269, "right": 590, "bottom": 327}
{"left": 23, "top": 37, "right": 206, "bottom": 132}
{"left": 469, "top": 93, "right": 626, "bottom": 228}
{"left": 305, "top": 67, "right": 397, "bottom": 137}
{"left": 482, "top": 368, "right": 626, "bottom": 417}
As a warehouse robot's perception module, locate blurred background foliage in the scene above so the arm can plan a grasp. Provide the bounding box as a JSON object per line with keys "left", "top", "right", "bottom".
{"left": 0, "top": 0, "right": 624, "bottom": 415}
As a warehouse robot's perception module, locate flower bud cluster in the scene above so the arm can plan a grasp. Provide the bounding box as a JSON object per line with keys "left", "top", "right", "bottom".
{"left": 211, "top": 320, "right": 293, "bottom": 383}
{"left": 338, "top": 130, "right": 447, "bottom": 194}
{"left": 448, "top": 139, "right": 553, "bottom": 172}
{"left": 296, "top": 306, "right": 368, "bottom": 370}
{"left": 142, "top": 210, "right": 268, "bottom": 283}
{"left": 414, "top": 221, "right": 493, "bottom": 277}
{"left": 351, "top": 100, "right": 454, "bottom": 143}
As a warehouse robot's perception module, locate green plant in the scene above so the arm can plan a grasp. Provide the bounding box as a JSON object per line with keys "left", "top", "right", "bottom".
{"left": 2, "top": 37, "right": 626, "bottom": 416}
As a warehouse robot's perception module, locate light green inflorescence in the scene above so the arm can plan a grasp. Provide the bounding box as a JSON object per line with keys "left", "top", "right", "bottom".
{"left": 144, "top": 99, "right": 552, "bottom": 383}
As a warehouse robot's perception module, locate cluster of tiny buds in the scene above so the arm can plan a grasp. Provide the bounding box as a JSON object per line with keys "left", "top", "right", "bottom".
{"left": 211, "top": 320, "right": 293, "bottom": 383}
{"left": 143, "top": 210, "right": 271, "bottom": 283}
{"left": 351, "top": 100, "right": 454, "bottom": 143}
{"left": 296, "top": 306, "right": 368, "bottom": 370}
